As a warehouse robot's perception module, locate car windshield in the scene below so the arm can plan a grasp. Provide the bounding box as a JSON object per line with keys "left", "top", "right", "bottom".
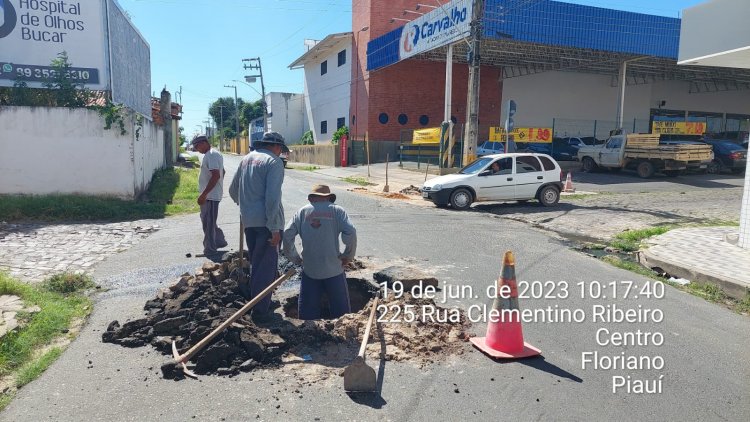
{"left": 459, "top": 157, "right": 493, "bottom": 174}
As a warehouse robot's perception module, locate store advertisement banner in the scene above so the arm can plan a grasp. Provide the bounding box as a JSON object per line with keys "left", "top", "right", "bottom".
{"left": 0, "top": 0, "right": 109, "bottom": 89}
{"left": 398, "top": 0, "right": 472, "bottom": 61}
{"left": 490, "top": 127, "right": 554, "bottom": 143}
{"left": 413, "top": 127, "right": 442, "bottom": 144}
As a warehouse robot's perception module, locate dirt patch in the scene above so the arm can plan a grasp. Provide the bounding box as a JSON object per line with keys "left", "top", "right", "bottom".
{"left": 102, "top": 255, "right": 471, "bottom": 381}
{"left": 381, "top": 192, "right": 411, "bottom": 200}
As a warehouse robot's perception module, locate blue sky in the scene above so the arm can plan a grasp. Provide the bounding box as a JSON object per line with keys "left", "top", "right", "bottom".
{"left": 117, "top": 0, "right": 704, "bottom": 138}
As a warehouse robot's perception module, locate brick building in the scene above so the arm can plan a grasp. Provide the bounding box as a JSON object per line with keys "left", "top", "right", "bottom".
{"left": 351, "top": 0, "right": 501, "bottom": 143}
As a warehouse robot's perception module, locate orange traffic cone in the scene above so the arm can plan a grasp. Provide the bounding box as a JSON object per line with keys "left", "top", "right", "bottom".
{"left": 563, "top": 171, "right": 575, "bottom": 193}
{"left": 470, "top": 251, "right": 541, "bottom": 359}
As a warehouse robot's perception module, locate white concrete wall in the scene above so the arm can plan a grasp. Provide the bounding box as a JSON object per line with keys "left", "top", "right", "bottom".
{"left": 303, "top": 37, "right": 352, "bottom": 143}
{"left": 266, "top": 92, "right": 307, "bottom": 144}
{"left": 0, "top": 106, "right": 164, "bottom": 199}
{"left": 501, "top": 70, "right": 750, "bottom": 136}
{"left": 679, "top": 0, "right": 750, "bottom": 67}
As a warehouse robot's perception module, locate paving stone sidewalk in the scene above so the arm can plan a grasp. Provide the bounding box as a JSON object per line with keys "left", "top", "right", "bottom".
{"left": 0, "top": 221, "right": 160, "bottom": 283}
{"left": 639, "top": 227, "right": 750, "bottom": 299}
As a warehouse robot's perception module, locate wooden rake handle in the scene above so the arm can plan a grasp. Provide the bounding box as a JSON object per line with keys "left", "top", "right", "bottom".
{"left": 176, "top": 269, "right": 296, "bottom": 363}
{"left": 357, "top": 296, "right": 379, "bottom": 360}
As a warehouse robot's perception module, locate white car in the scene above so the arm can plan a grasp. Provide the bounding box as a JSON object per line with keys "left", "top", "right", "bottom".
{"left": 421, "top": 153, "right": 564, "bottom": 210}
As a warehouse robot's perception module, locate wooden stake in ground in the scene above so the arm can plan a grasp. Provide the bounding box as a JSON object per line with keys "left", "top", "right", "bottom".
{"left": 383, "top": 153, "right": 390, "bottom": 193}
{"left": 424, "top": 162, "right": 430, "bottom": 183}
{"left": 365, "top": 131, "right": 371, "bottom": 178}
{"left": 237, "top": 222, "right": 245, "bottom": 284}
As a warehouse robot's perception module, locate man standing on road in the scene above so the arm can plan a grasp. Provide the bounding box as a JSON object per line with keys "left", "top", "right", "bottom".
{"left": 282, "top": 185, "right": 357, "bottom": 320}
{"left": 229, "top": 131, "right": 288, "bottom": 320}
{"left": 193, "top": 135, "right": 227, "bottom": 257}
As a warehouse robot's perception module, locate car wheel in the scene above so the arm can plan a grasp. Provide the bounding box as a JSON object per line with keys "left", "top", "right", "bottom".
{"left": 637, "top": 161, "right": 655, "bottom": 178}
{"left": 706, "top": 161, "right": 720, "bottom": 174}
{"left": 581, "top": 157, "right": 597, "bottom": 173}
{"left": 449, "top": 188, "right": 473, "bottom": 211}
{"left": 538, "top": 186, "right": 560, "bottom": 207}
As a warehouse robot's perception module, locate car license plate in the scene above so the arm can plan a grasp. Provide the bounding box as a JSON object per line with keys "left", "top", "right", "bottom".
{"left": 422, "top": 191, "right": 429, "bottom": 198}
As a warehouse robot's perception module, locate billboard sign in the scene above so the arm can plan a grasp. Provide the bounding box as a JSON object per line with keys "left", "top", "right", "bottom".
{"left": 490, "top": 127, "right": 554, "bottom": 143}
{"left": 413, "top": 127, "right": 442, "bottom": 144}
{"left": 0, "top": 0, "right": 109, "bottom": 89}
{"left": 651, "top": 121, "right": 706, "bottom": 135}
{"left": 399, "top": 0, "right": 472, "bottom": 61}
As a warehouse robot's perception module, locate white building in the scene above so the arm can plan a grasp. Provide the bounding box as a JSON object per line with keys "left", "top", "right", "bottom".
{"left": 679, "top": 0, "right": 750, "bottom": 249}
{"left": 250, "top": 92, "right": 308, "bottom": 144}
{"left": 289, "top": 32, "right": 352, "bottom": 144}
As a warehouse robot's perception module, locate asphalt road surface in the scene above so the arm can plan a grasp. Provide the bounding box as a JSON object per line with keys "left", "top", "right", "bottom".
{"left": 2, "top": 154, "right": 748, "bottom": 421}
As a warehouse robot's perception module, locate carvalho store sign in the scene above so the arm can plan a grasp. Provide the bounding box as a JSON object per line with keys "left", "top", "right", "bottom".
{"left": 0, "top": 0, "right": 109, "bottom": 89}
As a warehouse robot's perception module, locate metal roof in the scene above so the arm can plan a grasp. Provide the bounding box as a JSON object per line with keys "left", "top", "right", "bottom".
{"left": 367, "top": 0, "right": 750, "bottom": 93}
{"left": 288, "top": 32, "right": 352, "bottom": 69}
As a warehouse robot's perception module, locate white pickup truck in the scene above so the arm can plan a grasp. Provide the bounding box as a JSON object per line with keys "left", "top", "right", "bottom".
{"left": 576, "top": 134, "right": 714, "bottom": 178}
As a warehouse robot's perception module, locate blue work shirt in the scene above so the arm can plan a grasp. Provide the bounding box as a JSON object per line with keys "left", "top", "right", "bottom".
{"left": 228, "top": 148, "right": 285, "bottom": 231}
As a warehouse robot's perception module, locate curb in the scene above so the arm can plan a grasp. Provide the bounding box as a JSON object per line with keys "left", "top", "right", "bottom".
{"left": 637, "top": 250, "right": 749, "bottom": 300}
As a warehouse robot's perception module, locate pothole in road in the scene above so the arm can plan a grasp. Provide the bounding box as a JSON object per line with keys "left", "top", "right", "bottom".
{"left": 281, "top": 278, "right": 379, "bottom": 319}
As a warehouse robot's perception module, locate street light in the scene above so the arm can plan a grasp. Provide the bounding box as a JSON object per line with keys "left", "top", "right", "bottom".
{"left": 233, "top": 78, "right": 266, "bottom": 143}
{"left": 354, "top": 26, "right": 369, "bottom": 142}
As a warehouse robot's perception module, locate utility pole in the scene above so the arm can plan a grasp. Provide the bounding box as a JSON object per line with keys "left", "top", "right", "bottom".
{"left": 224, "top": 84, "right": 240, "bottom": 151}
{"left": 242, "top": 57, "right": 269, "bottom": 132}
{"left": 463, "top": 0, "right": 484, "bottom": 166}
{"left": 217, "top": 105, "right": 225, "bottom": 151}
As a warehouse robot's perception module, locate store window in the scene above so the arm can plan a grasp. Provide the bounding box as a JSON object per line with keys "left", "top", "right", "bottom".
{"left": 320, "top": 120, "right": 327, "bottom": 134}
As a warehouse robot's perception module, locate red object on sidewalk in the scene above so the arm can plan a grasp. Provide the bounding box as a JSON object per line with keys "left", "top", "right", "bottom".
{"left": 470, "top": 251, "right": 542, "bottom": 359}
{"left": 563, "top": 171, "right": 575, "bottom": 193}
{"left": 340, "top": 134, "right": 348, "bottom": 167}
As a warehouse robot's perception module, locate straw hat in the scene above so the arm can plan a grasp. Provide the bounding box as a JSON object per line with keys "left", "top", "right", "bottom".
{"left": 308, "top": 184, "right": 336, "bottom": 202}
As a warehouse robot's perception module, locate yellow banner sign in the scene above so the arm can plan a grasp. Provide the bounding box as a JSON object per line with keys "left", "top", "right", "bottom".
{"left": 489, "top": 127, "right": 553, "bottom": 143}
{"left": 651, "top": 121, "right": 706, "bottom": 135}
{"left": 412, "top": 127, "right": 442, "bottom": 144}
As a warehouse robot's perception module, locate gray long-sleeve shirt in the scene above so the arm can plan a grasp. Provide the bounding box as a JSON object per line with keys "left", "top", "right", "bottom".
{"left": 228, "top": 149, "right": 285, "bottom": 231}
{"left": 282, "top": 202, "right": 357, "bottom": 280}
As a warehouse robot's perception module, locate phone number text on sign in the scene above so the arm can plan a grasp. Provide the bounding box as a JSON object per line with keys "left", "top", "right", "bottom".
{"left": 0, "top": 63, "right": 100, "bottom": 84}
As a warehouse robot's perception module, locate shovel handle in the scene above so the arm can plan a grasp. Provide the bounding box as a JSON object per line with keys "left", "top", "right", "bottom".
{"left": 358, "top": 296, "right": 379, "bottom": 359}
{"left": 176, "top": 269, "right": 296, "bottom": 363}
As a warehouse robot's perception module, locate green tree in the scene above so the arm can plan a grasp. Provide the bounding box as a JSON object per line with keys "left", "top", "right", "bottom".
{"left": 332, "top": 126, "right": 349, "bottom": 145}
{"left": 300, "top": 130, "right": 314, "bottom": 145}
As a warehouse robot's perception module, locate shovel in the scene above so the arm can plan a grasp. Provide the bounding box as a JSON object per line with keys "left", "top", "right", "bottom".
{"left": 171, "top": 269, "right": 296, "bottom": 377}
{"left": 343, "top": 296, "right": 380, "bottom": 392}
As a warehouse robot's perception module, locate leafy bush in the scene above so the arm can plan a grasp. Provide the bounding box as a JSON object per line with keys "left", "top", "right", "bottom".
{"left": 300, "top": 130, "right": 314, "bottom": 145}
{"left": 332, "top": 126, "right": 349, "bottom": 145}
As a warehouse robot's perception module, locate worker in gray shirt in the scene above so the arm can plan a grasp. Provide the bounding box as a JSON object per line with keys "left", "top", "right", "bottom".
{"left": 229, "top": 131, "right": 288, "bottom": 320}
{"left": 283, "top": 184, "right": 357, "bottom": 320}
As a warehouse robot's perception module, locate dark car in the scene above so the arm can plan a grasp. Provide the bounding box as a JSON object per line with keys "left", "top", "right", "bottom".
{"left": 522, "top": 138, "right": 581, "bottom": 161}
{"left": 704, "top": 140, "right": 747, "bottom": 174}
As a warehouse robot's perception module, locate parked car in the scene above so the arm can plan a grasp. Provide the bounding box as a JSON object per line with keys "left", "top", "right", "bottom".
{"left": 421, "top": 153, "right": 564, "bottom": 210}
{"left": 477, "top": 140, "right": 505, "bottom": 156}
{"left": 703, "top": 140, "right": 747, "bottom": 174}
{"left": 280, "top": 150, "right": 289, "bottom": 168}
{"left": 522, "top": 138, "right": 580, "bottom": 161}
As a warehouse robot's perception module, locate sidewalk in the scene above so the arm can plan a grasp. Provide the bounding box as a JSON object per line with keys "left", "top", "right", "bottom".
{"left": 639, "top": 227, "right": 750, "bottom": 299}
{"left": 297, "top": 160, "right": 749, "bottom": 300}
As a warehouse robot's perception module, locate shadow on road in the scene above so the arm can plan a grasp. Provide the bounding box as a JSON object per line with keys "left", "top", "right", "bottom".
{"left": 518, "top": 356, "right": 583, "bottom": 383}
{"left": 574, "top": 171, "right": 741, "bottom": 189}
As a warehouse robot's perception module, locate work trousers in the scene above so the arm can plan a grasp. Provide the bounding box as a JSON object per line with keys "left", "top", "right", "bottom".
{"left": 298, "top": 272, "right": 351, "bottom": 320}
{"left": 244, "top": 226, "right": 280, "bottom": 314}
{"left": 200, "top": 200, "right": 227, "bottom": 255}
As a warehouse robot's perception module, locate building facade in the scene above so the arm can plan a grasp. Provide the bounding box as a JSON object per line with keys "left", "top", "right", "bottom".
{"left": 290, "top": 33, "right": 353, "bottom": 144}
{"left": 249, "top": 92, "right": 308, "bottom": 144}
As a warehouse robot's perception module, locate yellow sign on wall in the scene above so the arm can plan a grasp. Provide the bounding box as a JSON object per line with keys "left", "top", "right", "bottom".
{"left": 651, "top": 121, "right": 706, "bottom": 135}
{"left": 489, "top": 127, "right": 553, "bottom": 143}
{"left": 412, "top": 127, "right": 442, "bottom": 144}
